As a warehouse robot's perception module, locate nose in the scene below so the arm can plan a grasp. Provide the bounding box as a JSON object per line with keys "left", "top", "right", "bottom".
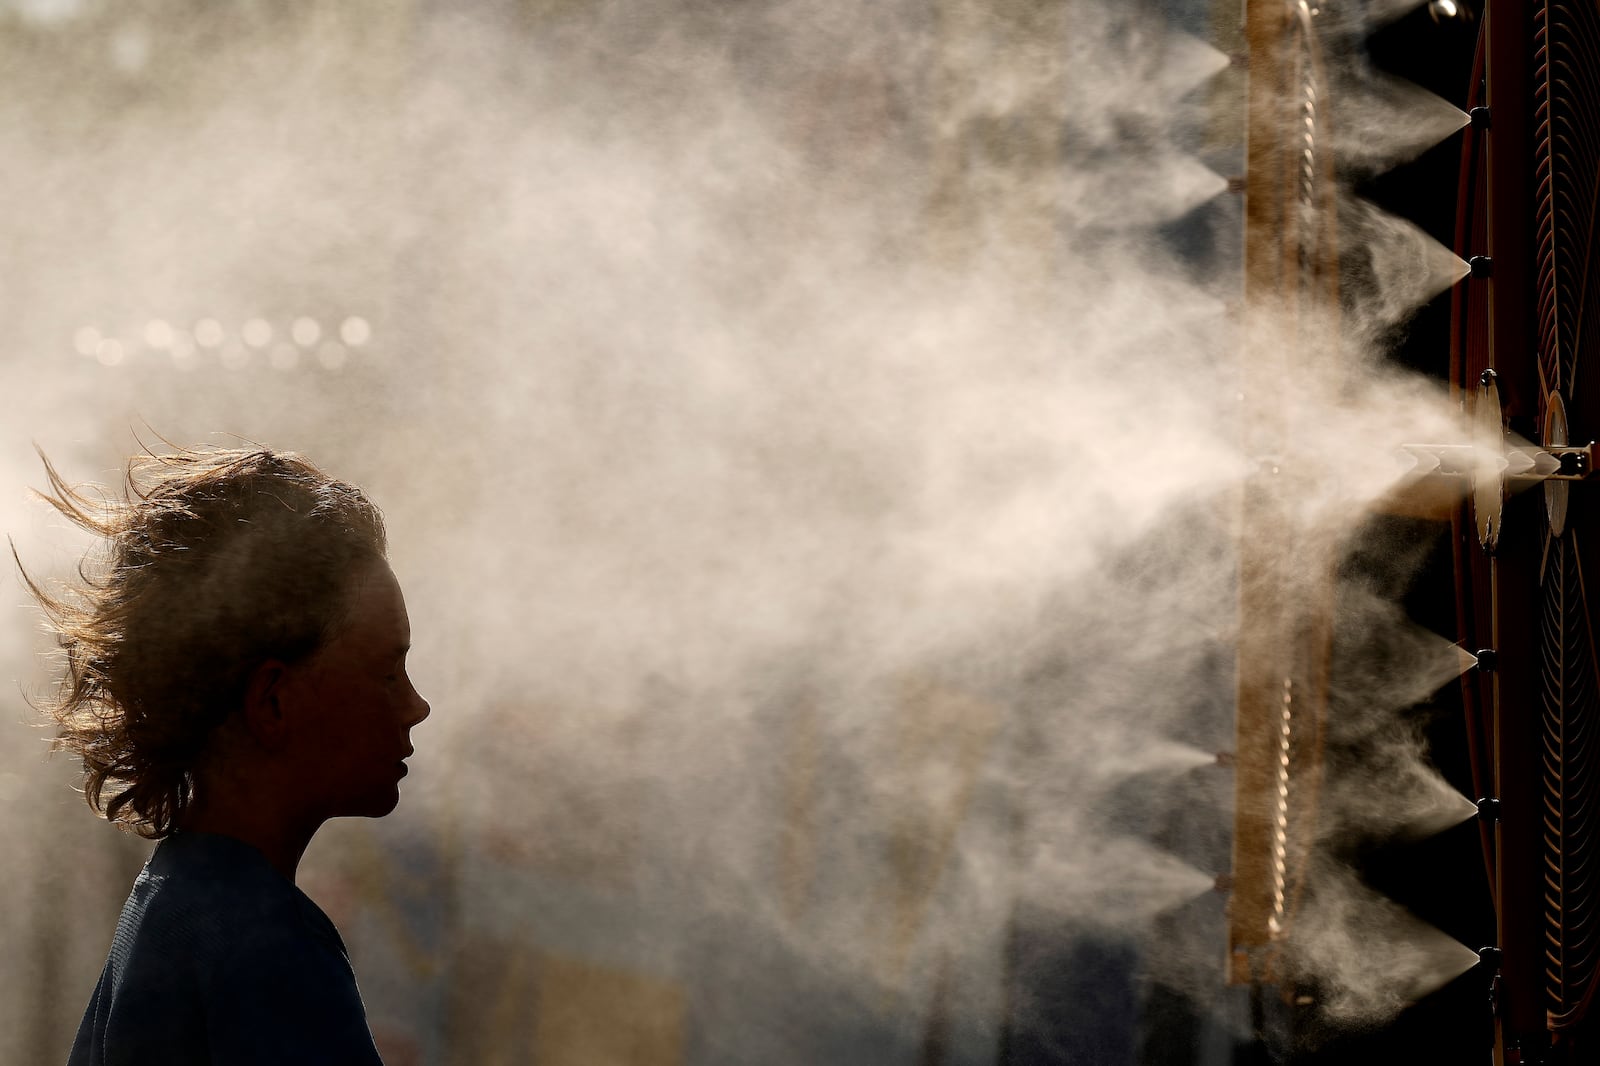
{"left": 407, "top": 686, "right": 431, "bottom": 728}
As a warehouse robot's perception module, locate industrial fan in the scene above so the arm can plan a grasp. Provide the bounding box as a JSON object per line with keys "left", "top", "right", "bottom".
{"left": 1451, "top": 1, "right": 1600, "bottom": 1061}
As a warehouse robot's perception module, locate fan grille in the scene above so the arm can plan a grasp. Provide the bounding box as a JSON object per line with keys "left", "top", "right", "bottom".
{"left": 1533, "top": 0, "right": 1600, "bottom": 1029}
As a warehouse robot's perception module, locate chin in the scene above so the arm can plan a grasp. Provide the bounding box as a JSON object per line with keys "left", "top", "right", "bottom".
{"left": 372, "top": 790, "right": 402, "bottom": 817}
{"left": 348, "top": 788, "right": 402, "bottom": 819}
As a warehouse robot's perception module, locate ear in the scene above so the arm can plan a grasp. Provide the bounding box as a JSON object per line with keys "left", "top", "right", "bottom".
{"left": 241, "top": 659, "right": 292, "bottom": 750}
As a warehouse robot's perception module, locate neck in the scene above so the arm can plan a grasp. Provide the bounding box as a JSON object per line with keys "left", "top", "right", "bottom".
{"left": 180, "top": 789, "right": 322, "bottom": 883}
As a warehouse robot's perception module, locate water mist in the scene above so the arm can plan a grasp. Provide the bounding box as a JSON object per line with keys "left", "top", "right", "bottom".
{"left": 0, "top": 1, "right": 1485, "bottom": 1062}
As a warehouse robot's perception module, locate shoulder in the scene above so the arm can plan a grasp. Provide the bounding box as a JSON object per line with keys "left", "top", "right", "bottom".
{"left": 140, "top": 834, "right": 348, "bottom": 971}
{"left": 148, "top": 835, "right": 384, "bottom": 1065}
{"left": 81, "top": 834, "right": 336, "bottom": 1064}
{"left": 127, "top": 834, "right": 304, "bottom": 953}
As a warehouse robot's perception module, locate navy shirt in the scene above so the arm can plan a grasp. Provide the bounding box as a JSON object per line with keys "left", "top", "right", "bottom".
{"left": 67, "top": 832, "right": 385, "bottom": 1066}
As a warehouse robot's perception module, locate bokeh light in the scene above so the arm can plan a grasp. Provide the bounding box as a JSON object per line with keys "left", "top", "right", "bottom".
{"left": 194, "top": 318, "right": 225, "bottom": 348}
{"left": 241, "top": 318, "right": 273, "bottom": 348}
{"left": 339, "top": 315, "right": 371, "bottom": 347}
{"left": 269, "top": 342, "right": 300, "bottom": 371}
{"left": 143, "top": 320, "right": 174, "bottom": 349}
{"left": 72, "top": 326, "right": 101, "bottom": 357}
{"left": 169, "top": 332, "right": 198, "bottom": 371}
{"left": 94, "top": 339, "right": 124, "bottom": 367}
{"left": 315, "top": 339, "right": 348, "bottom": 371}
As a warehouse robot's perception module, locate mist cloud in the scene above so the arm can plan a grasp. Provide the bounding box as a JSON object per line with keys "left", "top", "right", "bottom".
{"left": 2, "top": 0, "right": 1484, "bottom": 1059}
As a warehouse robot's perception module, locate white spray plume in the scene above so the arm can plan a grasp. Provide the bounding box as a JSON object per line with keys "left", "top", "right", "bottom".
{"left": 0, "top": 0, "right": 1485, "bottom": 1058}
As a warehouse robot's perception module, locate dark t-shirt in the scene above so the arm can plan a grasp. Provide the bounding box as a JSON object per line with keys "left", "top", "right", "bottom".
{"left": 67, "top": 831, "right": 384, "bottom": 1066}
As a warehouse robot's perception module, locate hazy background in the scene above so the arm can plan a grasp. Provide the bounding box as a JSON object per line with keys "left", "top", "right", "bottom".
{"left": 1, "top": 1, "right": 1486, "bottom": 1062}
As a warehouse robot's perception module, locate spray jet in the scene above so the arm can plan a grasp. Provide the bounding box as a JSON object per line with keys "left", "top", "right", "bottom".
{"left": 1397, "top": 369, "right": 1597, "bottom": 551}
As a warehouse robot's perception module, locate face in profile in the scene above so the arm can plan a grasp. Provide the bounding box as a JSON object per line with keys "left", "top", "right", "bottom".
{"left": 279, "top": 560, "right": 431, "bottom": 821}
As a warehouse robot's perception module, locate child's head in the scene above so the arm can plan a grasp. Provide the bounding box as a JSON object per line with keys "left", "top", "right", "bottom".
{"left": 22, "top": 446, "right": 404, "bottom": 837}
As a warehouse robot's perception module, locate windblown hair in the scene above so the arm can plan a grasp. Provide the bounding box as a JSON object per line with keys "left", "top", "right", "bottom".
{"left": 19, "top": 447, "right": 387, "bottom": 838}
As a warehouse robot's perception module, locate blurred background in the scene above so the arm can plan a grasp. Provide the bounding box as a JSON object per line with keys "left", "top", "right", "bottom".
{"left": 0, "top": 1, "right": 1496, "bottom": 1063}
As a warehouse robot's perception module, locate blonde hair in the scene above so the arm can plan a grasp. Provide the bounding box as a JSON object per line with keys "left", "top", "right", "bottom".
{"left": 19, "top": 447, "right": 386, "bottom": 838}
